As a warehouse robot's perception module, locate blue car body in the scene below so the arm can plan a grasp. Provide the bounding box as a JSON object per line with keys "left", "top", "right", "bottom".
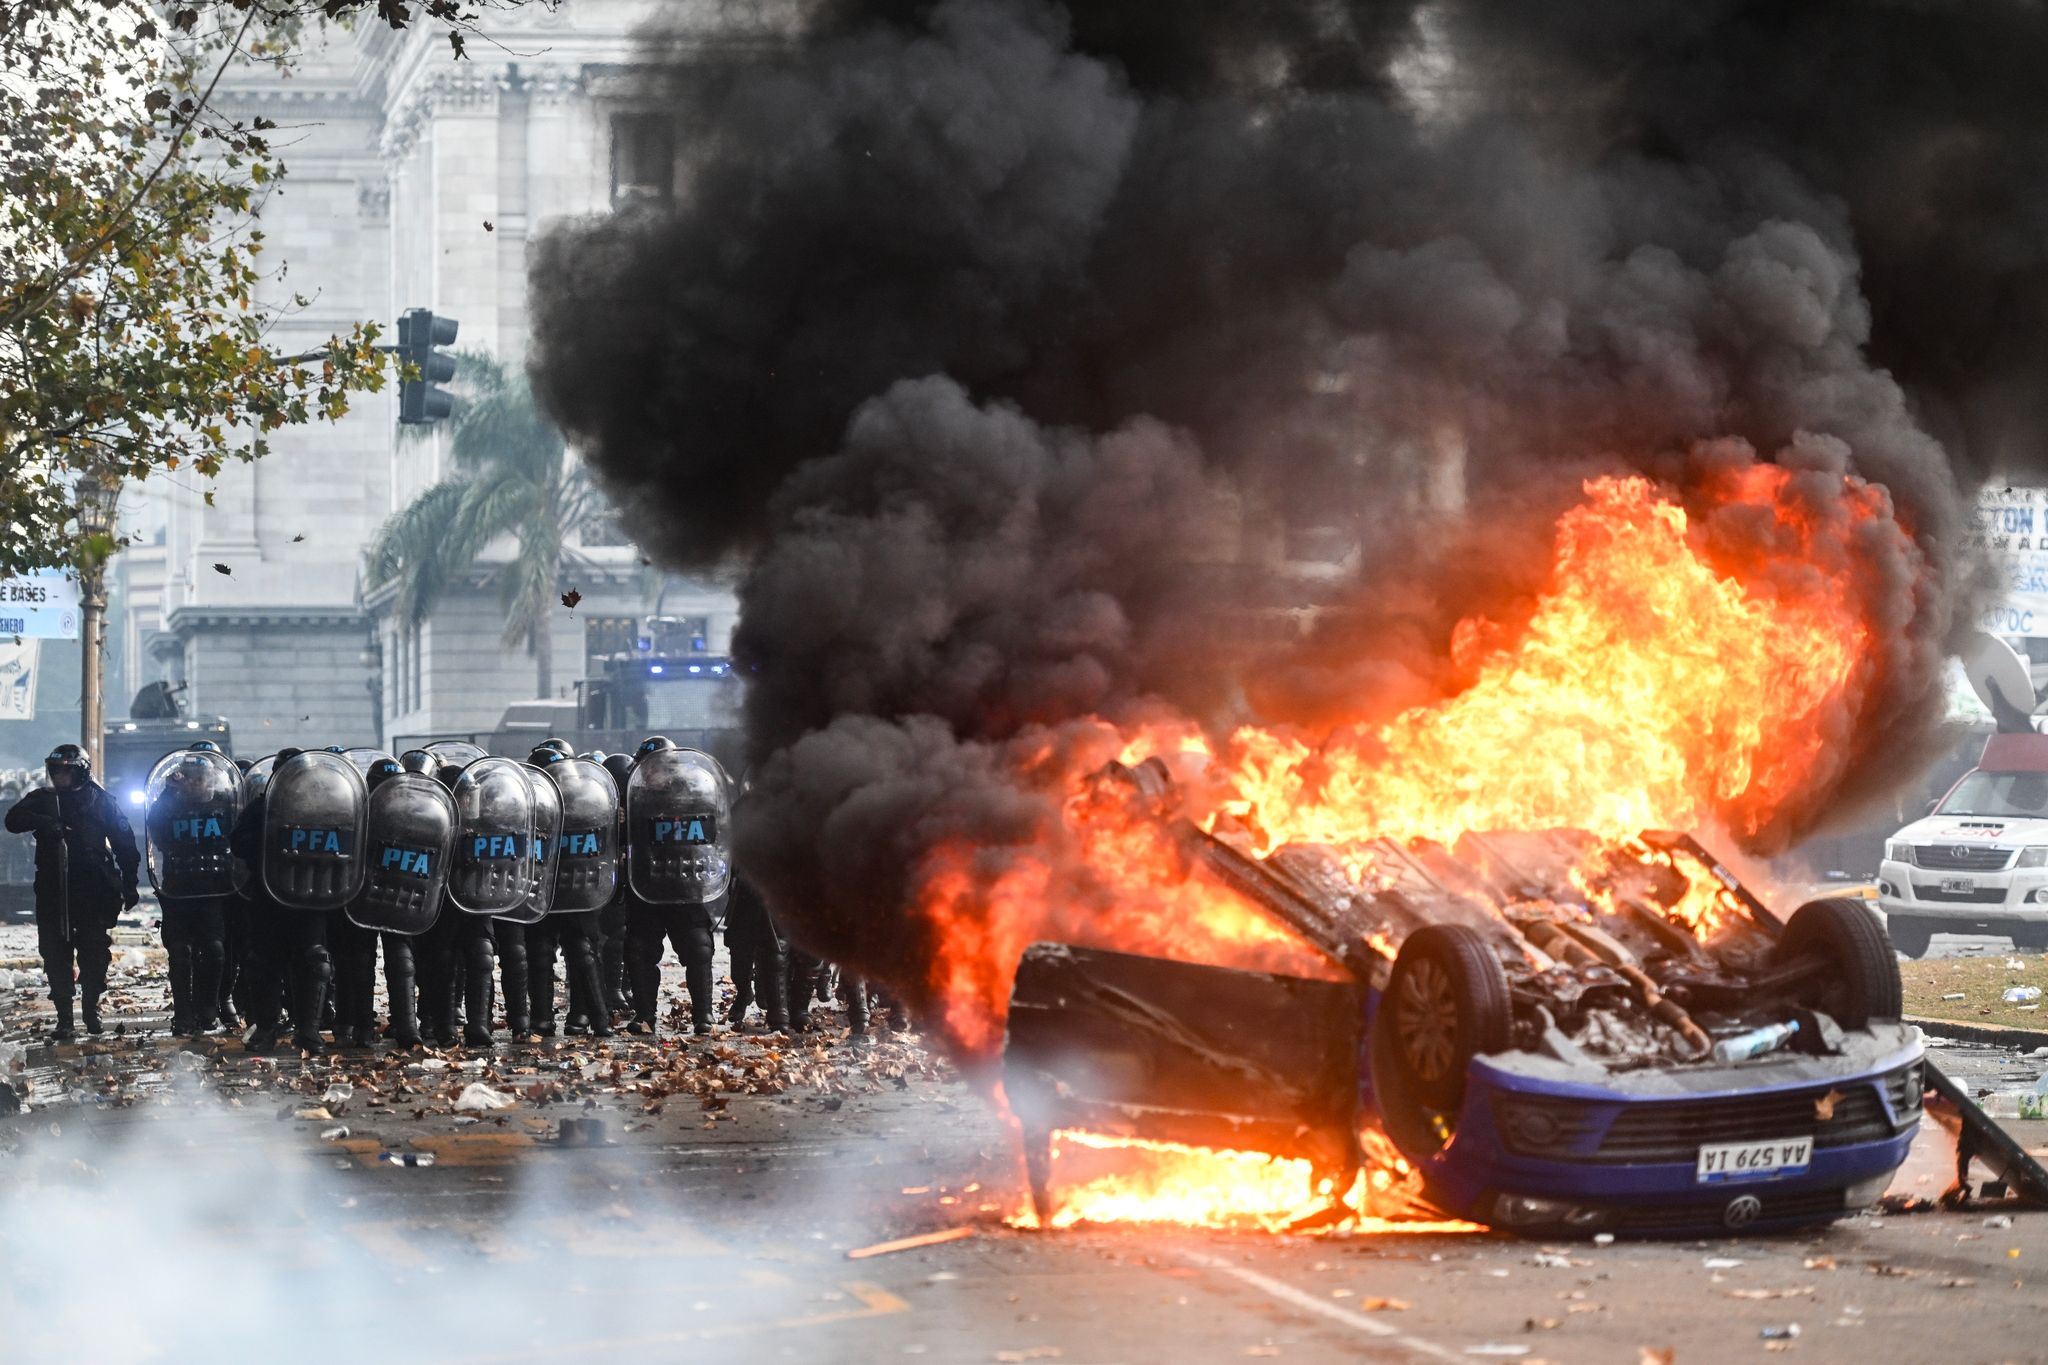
{"left": 1360, "top": 989, "right": 1924, "bottom": 1235}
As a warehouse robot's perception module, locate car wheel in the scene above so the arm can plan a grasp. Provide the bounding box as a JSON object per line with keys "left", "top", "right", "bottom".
{"left": 1775, "top": 898, "right": 1904, "bottom": 1029}
{"left": 1380, "top": 924, "right": 1511, "bottom": 1115}
{"left": 1884, "top": 914, "right": 1933, "bottom": 960}
{"left": 2010, "top": 925, "right": 2048, "bottom": 954}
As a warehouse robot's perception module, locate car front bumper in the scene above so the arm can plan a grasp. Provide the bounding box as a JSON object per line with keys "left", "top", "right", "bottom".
{"left": 1413, "top": 1031, "right": 1925, "bottom": 1236}
{"left": 1878, "top": 856, "right": 2048, "bottom": 924}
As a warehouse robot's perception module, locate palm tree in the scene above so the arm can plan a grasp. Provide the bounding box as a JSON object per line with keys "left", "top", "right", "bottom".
{"left": 366, "top": 352, "right": 606, "bottom": 700}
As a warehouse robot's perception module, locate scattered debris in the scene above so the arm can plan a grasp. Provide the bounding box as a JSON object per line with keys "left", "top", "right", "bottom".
{"left": 846, "top": 1226, "right": 976, "bottom": 1259}
{"left": 1758, "top": 1326, "right": 1800, "bottom": 1342}
{"left": 453, "top": 1082, "right": 514, "bottom": 1112}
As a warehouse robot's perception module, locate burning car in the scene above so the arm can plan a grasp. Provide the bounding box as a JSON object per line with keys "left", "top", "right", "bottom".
{"left": 1004, "top": 758, "right": 1921, "bottom": 1237}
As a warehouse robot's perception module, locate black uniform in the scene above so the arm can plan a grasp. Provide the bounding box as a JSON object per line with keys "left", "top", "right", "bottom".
{"left": 416, "top": 893, "right": 494, "bottom": 1047}
{"left": 527, "top": 911, "right": 613, "bottom": 1038}
{"left": 229, "top": 793, "right": 333, "bottom": 1053}
{"left": 723, "top": 874, "right": 788, "bottom": 1030}
{"left": 160, "top": 895, "right": 226, "bottom": 1035}
{"left": 3, "top": 773, "right": 139, "bottom": 1037}
{"left": 624, "top": 890, "right": 721, "bottom": 1035}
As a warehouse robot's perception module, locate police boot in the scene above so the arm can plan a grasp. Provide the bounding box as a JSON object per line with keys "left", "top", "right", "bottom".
{"left": 191, "top": 942, "right": 224, "bottom": 1035}
{"left": 387, "top": 979, "right": 422, "bottom": 1048}
{"left": 387, "top": 956, "right": 422, "bottom": 1048}
{"left": 843, "top": 975, "right": 869, "bottom": 1039}
{"left": 342, "top": 969, "right": 376, "bottom": 1049}
{"left": 762, "top": 961, "right": 790, "bottom": 1033}
{"left": 52, "top": 997, "right": 75, "bottom": 1042}
{"left": 166, "top": 940, "right": 194, "bottom": 1036}
{"left": 290, "top": 974, "right": 327, "bottom": 1055}
{"left": 81, "top": 991, "right": 104, "bottom": 1036}
{"left": 462, "top": 970, "right": 495, "bottom": 1048}
{"left": 529, "top": 963, "right": 556, "bottom": 1039}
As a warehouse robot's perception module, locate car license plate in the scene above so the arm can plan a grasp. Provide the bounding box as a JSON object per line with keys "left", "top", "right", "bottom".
{"left": 1696, "top": 1136, "right": 1813, "bottom": 1184}
{"left": 1940, "top": 877, "right": 1975, "bottom": 893}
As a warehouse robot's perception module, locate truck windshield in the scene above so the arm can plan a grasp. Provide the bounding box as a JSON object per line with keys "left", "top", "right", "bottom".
{"left": 1938, "top": 770, "right": 2048, "bottom": 818}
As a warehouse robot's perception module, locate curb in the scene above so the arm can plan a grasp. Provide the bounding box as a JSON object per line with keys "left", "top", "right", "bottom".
{"left": 1908, "top": 1015, "right": 2048, "bottom": 1051}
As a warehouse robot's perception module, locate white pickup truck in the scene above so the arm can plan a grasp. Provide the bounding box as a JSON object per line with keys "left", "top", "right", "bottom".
{"left": 1878, "top": 730, "right": 2048, "bottom": 957}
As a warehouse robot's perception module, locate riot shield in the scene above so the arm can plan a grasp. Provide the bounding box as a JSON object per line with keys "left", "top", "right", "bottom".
{"left": 425, "top": 740, "right": 489, "bottom": 767}
{"left": 341, "top": 747, "right": 396, "bottom": 778}
{"left": 261, "top": 750, "right": 368, "bottom": 911}
{"left": 241, "top": 754, "right": 276, "bottom": 803}
{"left": 549, "top": 757, "right": 619, "bottom": 912}
{"left": 348, "top": 773, "right": 458, "bottom": 934}
{"left": 144, "top": 748, "right": 241, "bottom": 900}
{"left": 448, "top": 756, "right": 535, "bottom": 915}
{"left": 497, "top": 764, "right": 564, "bottom": 925}
{"left": 231, "top": 755, "right": 276, "bottom": 895}
{"left": 626, "top": 747, "right": 732, "bottom": 904}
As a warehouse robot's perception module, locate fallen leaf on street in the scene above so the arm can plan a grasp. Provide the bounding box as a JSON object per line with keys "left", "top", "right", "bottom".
{"left": 1359, "top": 1298, "right": 1408, "bottom": 1312}
{"left": 1524, "top": 1317, "right": 1561, "bottom": 1331}
{"left": 993, "top": 1349, "right": 1061, "bottom": 1362}
{"left": 1727, "top": 1287, "right": 1814, "bottom": 1301}
{"left": 1803, "top": 1256, "right": 1836, "bottom": 1271}
{"left": 1639, "top": 1349, "right": 1676, "bottom": 1365}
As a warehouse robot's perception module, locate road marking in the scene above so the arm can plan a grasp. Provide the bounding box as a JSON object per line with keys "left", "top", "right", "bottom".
{"left": 1180, "top": 1249, "right": 1463, "bottom": 1362}
{"left": 449, "top": 1279, "right": 909, "bottom": 1361}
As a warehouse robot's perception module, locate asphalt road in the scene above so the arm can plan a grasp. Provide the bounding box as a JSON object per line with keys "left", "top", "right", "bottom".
{"left": 5, "top": 924, "right": 2048, "bottom": 1364}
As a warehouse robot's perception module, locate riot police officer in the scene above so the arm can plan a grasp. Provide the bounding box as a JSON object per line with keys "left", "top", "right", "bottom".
{"left": 229, "top": 748, "right": 338, "bottom": 1054}
{"left": 621, "top": 737, "right": 731, "bottom": 1037}
{"left": 330, "top": 757, "right": 431, "bottom": 1048}
{"left": 145, "top": 741, "right": 237, "bottom": 1036}
{"left": 594, "top": 751, "right": 634, "bottom": 1024}
{"left": 3, "top": 744, "right": 139, "bottom": 1039}
{"left": 723, "top": 870, "right": 788, "bottom": 1032}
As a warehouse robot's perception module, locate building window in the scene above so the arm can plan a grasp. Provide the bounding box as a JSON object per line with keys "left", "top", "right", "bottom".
{"left": 406, "top": 622, "right": 423, "bottom": 712}
{"left": 585, "top": 615, "right": 637, "bottom": 676}
{"left": 610, "top": 114, "right": 675, "bottom": 207}
{"left": 648, "top": 614, "right": 709, "bottom": 653}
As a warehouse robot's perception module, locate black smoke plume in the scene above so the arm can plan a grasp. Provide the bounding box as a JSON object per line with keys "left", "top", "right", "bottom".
{"left": 530, "top": 0, "right": 2021, "bottom": 1045}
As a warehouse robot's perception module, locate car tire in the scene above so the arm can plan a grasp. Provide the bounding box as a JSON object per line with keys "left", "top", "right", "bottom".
{"left": 2010, "top": 926, "right": 2048, "bottom": 954}
{"left": 1884, "top": 914, "right": 1933, "bottom": 960}
{"left": 1776, "top": 898, "right": 1904, "bottom": 1029}
{"left": 1379, "top": 924, "right": 1511, "bottom": 1116}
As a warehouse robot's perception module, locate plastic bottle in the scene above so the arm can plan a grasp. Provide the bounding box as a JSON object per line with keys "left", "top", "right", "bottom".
{"left": 2002, "top": 985, "right": 2042, "bottom": 1004}
{"left": 1711, "top": 1020, "right": 1801, "bottom": 1065}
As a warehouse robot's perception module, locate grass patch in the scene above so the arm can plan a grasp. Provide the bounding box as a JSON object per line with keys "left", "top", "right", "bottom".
{"left": 1900, "top": 953, "right": 2048, "bottom": 1030}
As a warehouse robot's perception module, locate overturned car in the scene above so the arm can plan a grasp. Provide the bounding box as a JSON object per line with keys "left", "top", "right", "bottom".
{"left": 1004, "top": 759, "right": 1924, "bottom": 1237}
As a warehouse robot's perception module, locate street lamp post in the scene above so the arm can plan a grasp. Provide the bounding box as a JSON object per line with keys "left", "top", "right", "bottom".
{"left": 74, "top": 470, "right": 122, "bottom": 775}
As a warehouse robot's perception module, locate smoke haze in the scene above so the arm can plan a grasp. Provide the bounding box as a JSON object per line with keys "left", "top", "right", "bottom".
{"left": 529, "top": 0, "right": 2029, "bottom": 1045}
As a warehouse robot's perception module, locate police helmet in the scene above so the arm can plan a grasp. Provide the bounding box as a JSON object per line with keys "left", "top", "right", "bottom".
{"left": 601, "top": 753, "right": 634, "bottom": 788}
{"left": 636, "top": 735, "right": 676, "bottom": 757}
{"left": 529, "top": 746, "right": 569, "bottom": 767}
{"left": 276, "top": 747, "right": 304, "bottom": 765}
{"left": 398, "top": 749, "right": 438, "bottom": 776}
{"left": 189, "top": 740, "right": 222, "bottom": 754}
{"left": 323, "top": 744, "right": 346, "bottom": 754}
{"left": 578, "top": 750, "right": 608, "bottom": 764}
{"left": 234, "top": 758, "right": 253, "bottom": 774}
{"left": 435, "top": 761, "right": 463, "bottom": 790}
{"left": 44, "top": 743, "right": 89, "bottom": 778}
{"left": 539, "top": 737, "right": 575, "bottom": 757}
{"left": 367, "top": 758, "right": 404, "bottom": 791}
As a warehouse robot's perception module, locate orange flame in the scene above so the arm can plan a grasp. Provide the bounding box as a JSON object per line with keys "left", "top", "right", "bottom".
{"left": 1009, "top": 1132, "right": 1481, "bottom": 1235}
{"left": 907, "top": 463, "right": 1914, "bottom": 1228}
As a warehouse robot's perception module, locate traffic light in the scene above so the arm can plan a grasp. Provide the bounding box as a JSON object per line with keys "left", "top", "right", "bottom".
{"left": 397, "top": 307, "right": 459, "bottom": 424}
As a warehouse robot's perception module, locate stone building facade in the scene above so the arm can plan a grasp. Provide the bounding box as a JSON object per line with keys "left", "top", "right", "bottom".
{"left": 129, "top": 3, "right": 782, "bottom": 753}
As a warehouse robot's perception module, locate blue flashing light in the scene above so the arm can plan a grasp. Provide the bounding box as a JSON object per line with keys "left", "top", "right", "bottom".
{"left": 649, "top": 664, "right": 664, "bottom": 675}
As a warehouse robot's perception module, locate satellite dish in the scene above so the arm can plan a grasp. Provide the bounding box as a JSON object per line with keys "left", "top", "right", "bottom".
{"left": 1961, "top": 631, "right": 2036, "bottom": 731}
